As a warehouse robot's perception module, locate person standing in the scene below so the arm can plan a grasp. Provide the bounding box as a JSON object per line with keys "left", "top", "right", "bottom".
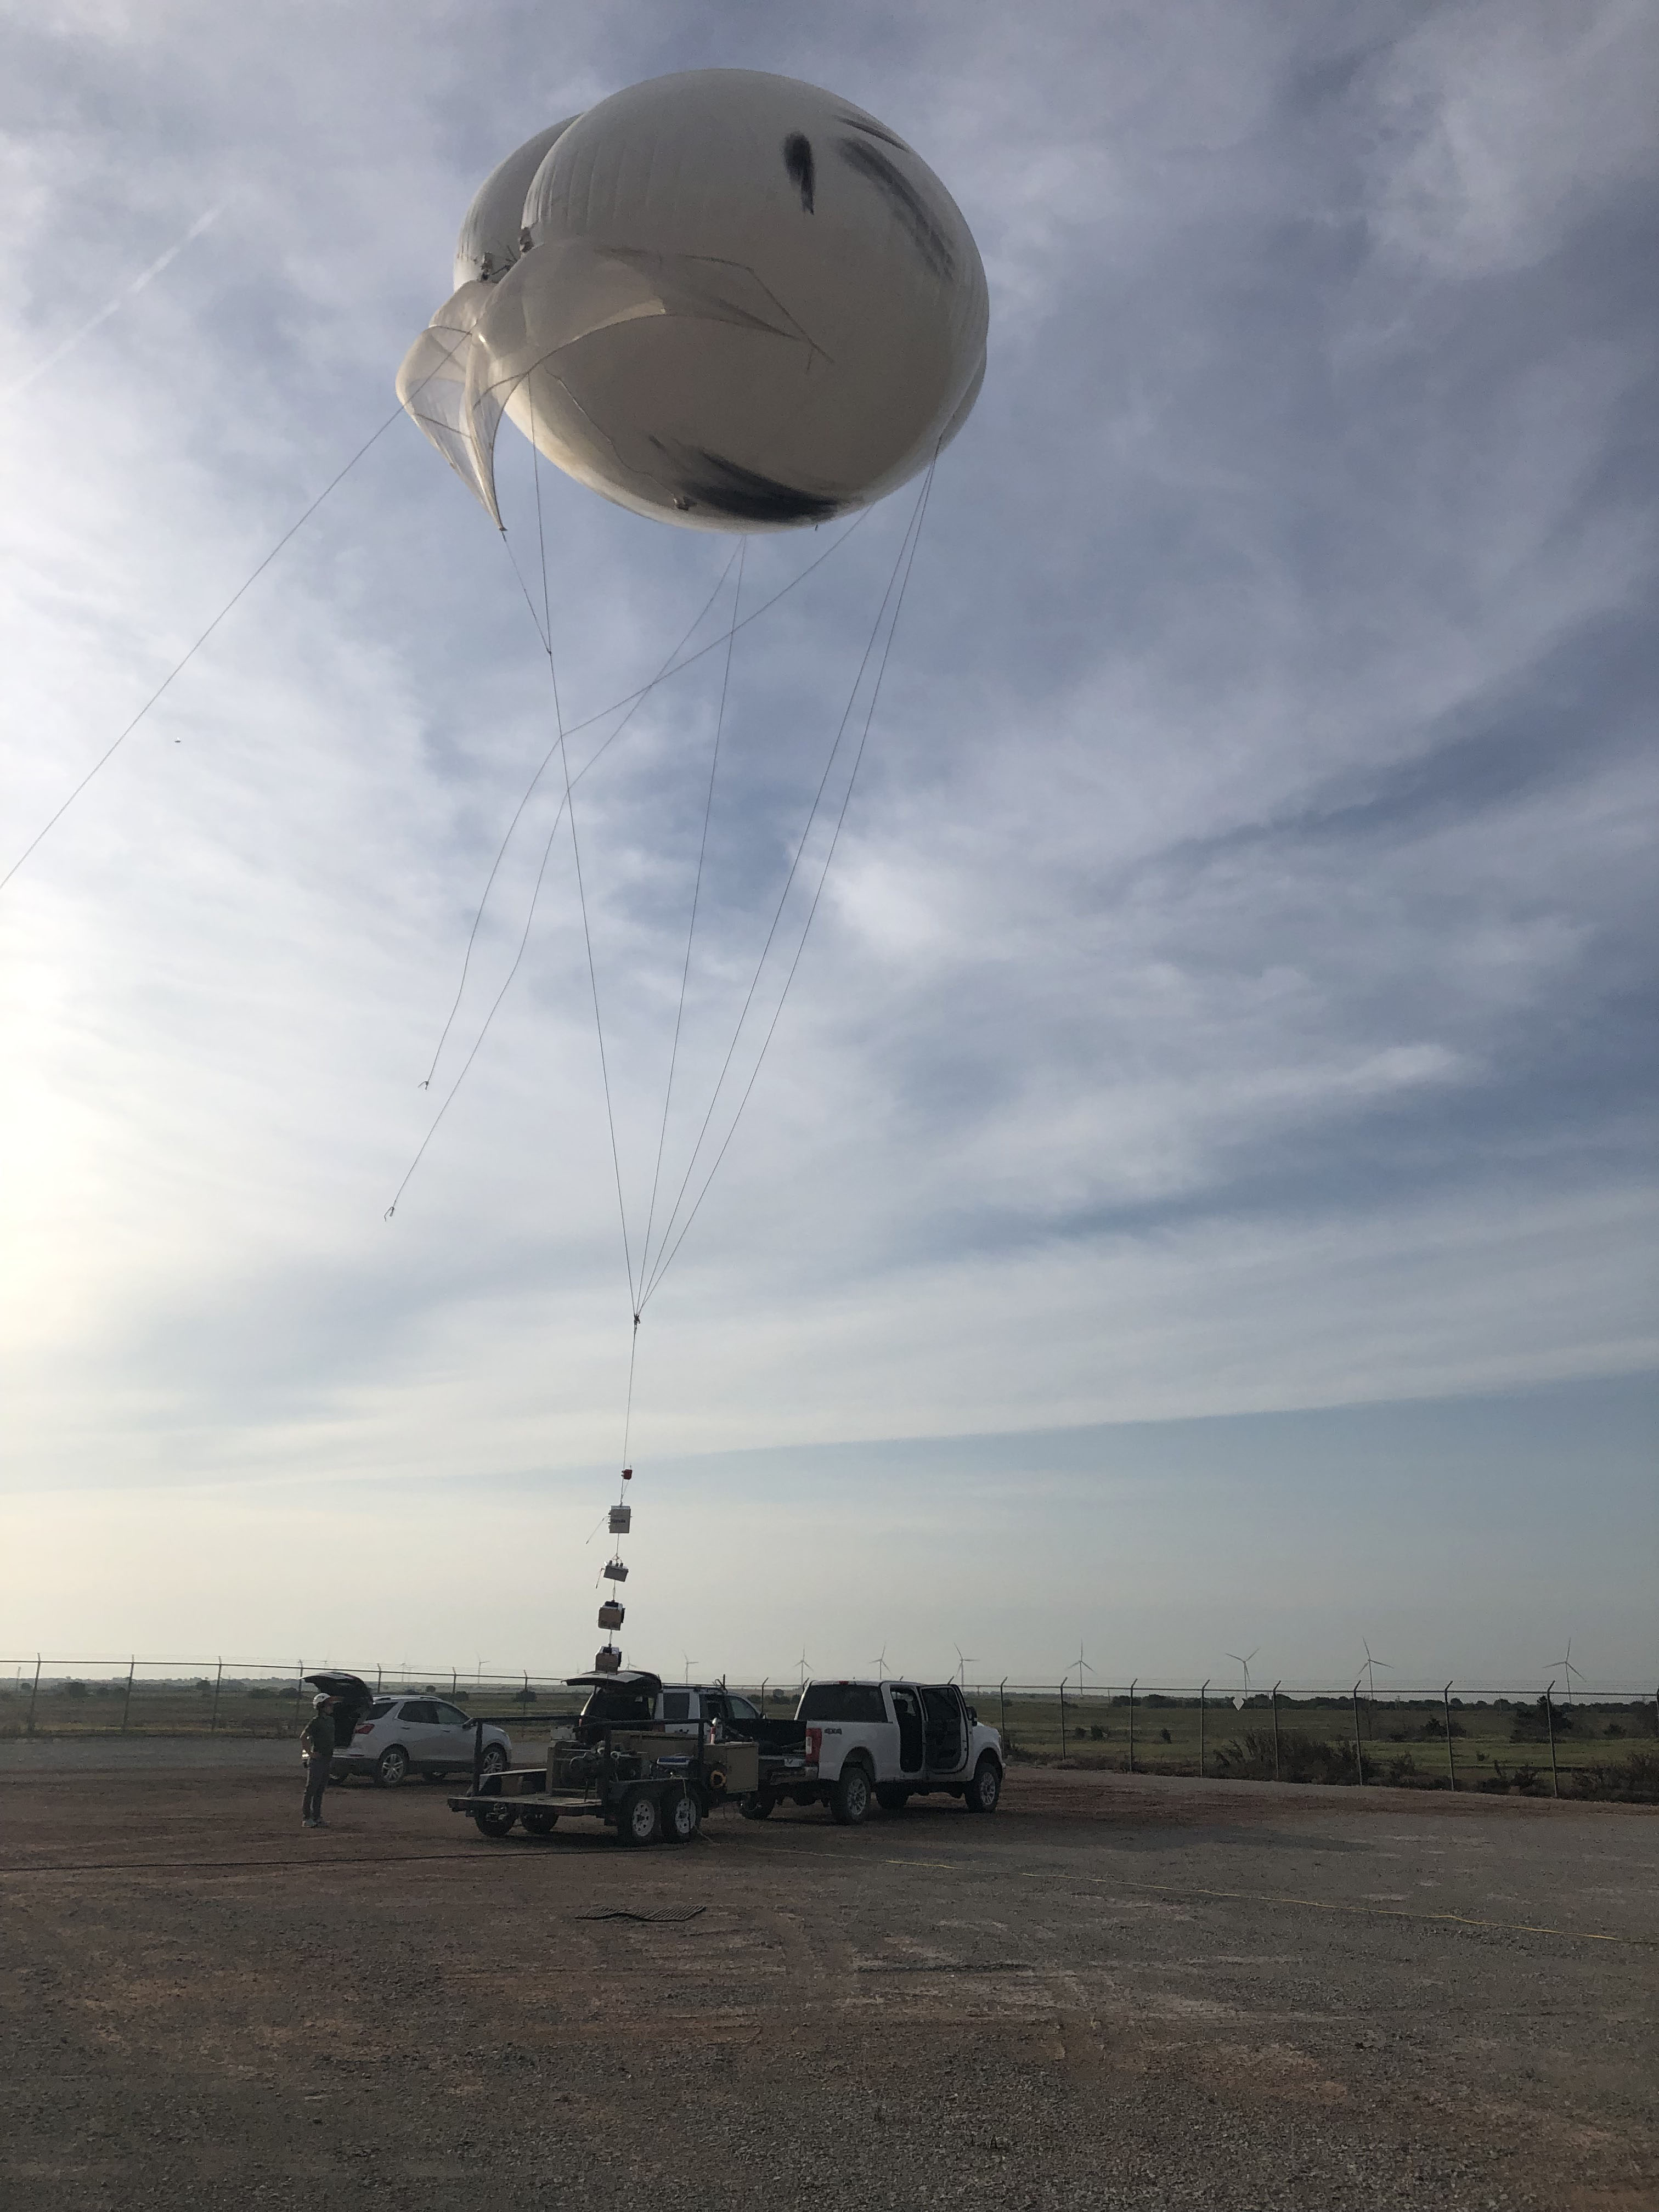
{"left": 301, "top": 1694, "right": 336, "bottom": 1829}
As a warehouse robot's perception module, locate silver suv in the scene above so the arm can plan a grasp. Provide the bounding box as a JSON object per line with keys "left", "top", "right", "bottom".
{"left": 334, "top": 1694, "right": 511, "bottom": 1787}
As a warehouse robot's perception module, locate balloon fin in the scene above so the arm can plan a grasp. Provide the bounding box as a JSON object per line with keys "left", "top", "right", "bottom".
{"left": 396, "top": 281, "right": 504, "bottom": 526}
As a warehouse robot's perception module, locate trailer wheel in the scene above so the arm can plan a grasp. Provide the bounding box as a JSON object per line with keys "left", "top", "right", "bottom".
{"left": 521, "top": 1809, "right": 559, "bottom": 1837}
{"left": 964, "top": 1756, "right": 1002, "bottom": 1814}
{"left": 663, "top": 1788, "right": 701, "bottom": 1844}
{"left": 876, "top": 1785, "right": 910, "bottom": 1814}
{"left": 375, "top": 1745, "right": 411, "bottom": 1788}
{"left": 618, "top": 1787, "right": 662, "bottom": 1848}
{"left": 830, "top": 1763, "right": 873, "bottom": 1826}
{"left": 738, "top": 1795, "right": 775, "bottom": 1821}
{"left": 473, "top": 1803, "right": 517, "bottom": 1838}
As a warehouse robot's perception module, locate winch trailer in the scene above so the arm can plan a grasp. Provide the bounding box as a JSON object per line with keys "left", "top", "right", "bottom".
{"left": 447, "top": 1671, "right": 773, "bottom": 1848}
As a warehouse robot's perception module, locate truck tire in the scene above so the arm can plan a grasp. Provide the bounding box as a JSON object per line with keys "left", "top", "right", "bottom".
{"left": 738, "top": 1795, "right": 775, "bottom": 1820}
{"left": 876, "top": 1784, "right": 910, "bottom": 1814}
{"left": 663, "top": 1788, "right": 701, "bottom": 1844}
{"left": 618, "top": 1787, "right": 662, "bottom": 1848}
{"left": 964, "top": 1755, "right": 1002, "bottom": 1814}
{"left": 830, "top": 1762, "right": 873, "bottom": 1826}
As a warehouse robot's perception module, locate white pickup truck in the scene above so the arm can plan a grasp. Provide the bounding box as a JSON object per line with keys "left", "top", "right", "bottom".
{"left": 776, "top": 1679, "right": 1005, "bottom": 1825}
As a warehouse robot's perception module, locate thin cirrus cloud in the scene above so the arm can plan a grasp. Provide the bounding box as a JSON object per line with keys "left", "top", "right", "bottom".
{"left": 0, "top": 1, "right": 1654, "bottom": 1677}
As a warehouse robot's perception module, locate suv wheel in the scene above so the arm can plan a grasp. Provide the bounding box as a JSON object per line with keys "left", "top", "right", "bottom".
{"left": 479, "top": 1743, "right": 507, "bottom": 1776}
{"left": 375, "top": 1745, "right": 411, "bottom": 1788}
{"left": 830, "top": 1763, "right": 873, "bottom": 1826}
{"left": 618, "top": 1787, "right": 661, "bottom": 1848}
{"left": 964, "top": 1755, "right": 1002, "bottom": 1814}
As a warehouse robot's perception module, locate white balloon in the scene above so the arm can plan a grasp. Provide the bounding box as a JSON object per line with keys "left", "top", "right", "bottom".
{"left": 399, "top": 69, "right": 988, "bottom": 532}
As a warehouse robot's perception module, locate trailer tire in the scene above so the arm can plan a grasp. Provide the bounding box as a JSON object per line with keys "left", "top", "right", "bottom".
{"left": 830, "top": 1762, "right": 873, "bottom": 1826}
{"left": 739, "top": 1795, "right": 775, "bottom": 1820}
{"left": 375, "top": 1745, "right": 411, "bottom": 1788}
{"left": 618, "top": 1787, "right": 661, "bottom": 1848}
{"left": 473, "top": 1803, "right": 517, "bottom": 1837}
{"left": 876, "top": 1785, "right": 910, "bottom": 1814}
{"left": 964, "top": 1755, "right": 1003, "bottom": 1814}
{"left": 664, "top": 1788, "right": 701, "bottom": 1844}
{"left": 521, "top": 1809, "right": 559, "bottom": 1836}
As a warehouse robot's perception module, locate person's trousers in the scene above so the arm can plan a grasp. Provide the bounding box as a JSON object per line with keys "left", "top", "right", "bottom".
{"left": 302, "top": 1756, "right": 330, "bottom": 1823}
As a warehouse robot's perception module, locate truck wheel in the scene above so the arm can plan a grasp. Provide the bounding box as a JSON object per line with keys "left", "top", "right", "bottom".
{"left": 375, "top": 1745, "right": 411, "bottom": 1788}
{"left": 664, "top": 1789, "right": 701, "bottom": 1844}
{"left": 964, "top": 1756, "right": 1002, "bottom": 1814}
{"left": 520, "top": 1809, "right": 559, "bottom": 1836}
{"left": 831, "top": 1763, "right": 873, "bottom": 1826}
{"left": 738, "top": 1795, "right": 775, "bottom": 1820}
{"left": 618, "top": 1788, "right": 661, "bottom": 1848}
{"left": 473, "top": 1803, "right": 517, "bottom": 1837}
{"left": 875, "top": 1785, "right": 910, "bottom": 1814}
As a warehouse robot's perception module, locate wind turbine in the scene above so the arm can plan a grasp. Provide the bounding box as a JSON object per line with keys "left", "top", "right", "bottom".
{"left": 873, "top": 1645, "right": 889, "bottom": 1683}
{"left": 1070, "top": 1640, "right": 1096, "bottom": 1695}
{"left": 1551, "top": 1640, "right": 1583, "bottom": 1702}
{"left": 682, "top": 1652, "right": 699, "bottom": 1685}
{"left": 1227, "top": 1647, "right": 1261, "bottom": 1702}
{"left": 955, "top": 1644, "right": 977, "bottom": 1691}
{"left": 1361, "top": 1639, "right": 1393, "bottom": 1705}
{"left": 797, "top": 1647, "right": 811, "bottom": 1693}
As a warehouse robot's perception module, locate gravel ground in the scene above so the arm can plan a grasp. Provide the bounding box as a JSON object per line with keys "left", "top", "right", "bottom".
{"left": 2, "top": 1756, "right": 1655, "bottom": 2211}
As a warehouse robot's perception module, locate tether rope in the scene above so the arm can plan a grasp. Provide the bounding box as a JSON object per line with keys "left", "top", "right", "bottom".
{"left": 530, "top": 400, "right": 636, "bottom": 1310}
{"left": 0, "top": 402, "right": 408, "bottom": 895}
{"left": 418, "top": 546, "right": 739, "bottom": 1092}
{"left": 640, "top": 460, "right": 937, "bottom": 1307}
{"left": 637, "top": 541, "right": 746, "bottom": 1293}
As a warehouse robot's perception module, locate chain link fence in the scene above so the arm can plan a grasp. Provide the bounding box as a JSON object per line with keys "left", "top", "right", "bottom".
{"left": 4, "top": 1657, "right": 1656, "bottom": 1800}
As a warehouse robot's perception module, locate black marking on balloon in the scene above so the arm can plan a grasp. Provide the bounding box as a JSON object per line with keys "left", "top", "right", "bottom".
{"left": 654, "top": 445, "right": 843, "bottom": 525}
{"left": 783, "top": 133, "right": 816, "bottom": 213}
{"left": 837, "top": 112, "right": 911, "bottom": 154}
{"left": 836, "top": 138, "right": 955, "bottom": 279}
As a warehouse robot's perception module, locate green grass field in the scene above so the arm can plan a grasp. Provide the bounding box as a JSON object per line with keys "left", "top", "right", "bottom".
{"left": 5, "top": 1673, "right": 1655, "bottom": 1801}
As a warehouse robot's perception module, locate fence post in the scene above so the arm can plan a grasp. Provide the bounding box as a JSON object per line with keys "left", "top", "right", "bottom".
{"left": 375, "top": 1665, "right": 382, "bottom": 1694}
{"left": 27, "top": 1655, "right": 41, "bottom": 1737}
{"left": 1198, "top": 1679, "right": 1210, "bottom": 1778}
{"left": 121, "top": 1655, "right": 135, "bottom": 1733}
{"left": 1443, "top": 1681, "right": 1455, "bottom": 1791}
{"left": 451, "top": 1669, "right": 458, "bottom": 1696}
{"left": 999, "top": 1678, "right": 1007, "bottom": 1743}
{"left": 1544, "top": 1681, "right": 1559, "bottom": 1798}
{"left": 1058, "top": 1681, "right": 1066, "bottom": 1760}
{"left": 292, "top": 1662, "right": 304, "bottom": 1735}
{"left": 1127, "top": 1678, "right": 1137, "bottom": 1774}
{"left": 1352, "top": 1680, "right": 1365, "bottom": 1786}
{"left": 210, "top": 1657, "right": 223, "bottom": 1735}
{"left": 1271, "top": 1681, "right": 1282, "bottom": 1782}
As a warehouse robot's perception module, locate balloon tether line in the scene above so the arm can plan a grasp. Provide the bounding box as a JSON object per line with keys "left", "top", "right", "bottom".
{"left": 640, "top": 456, "right": 938, "bottom": 1308}
{"left": 637, "top": 540, "right": 746, "bottom": 1293}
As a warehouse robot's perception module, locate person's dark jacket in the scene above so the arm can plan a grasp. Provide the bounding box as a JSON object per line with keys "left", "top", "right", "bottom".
{"left": 300, "top": 1709, "right": 335, "bottom": 1761}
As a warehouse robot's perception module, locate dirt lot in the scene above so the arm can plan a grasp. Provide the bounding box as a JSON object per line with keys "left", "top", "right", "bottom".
{"left": 2, "top": 1749, "right": 1655, "bottom": 2211}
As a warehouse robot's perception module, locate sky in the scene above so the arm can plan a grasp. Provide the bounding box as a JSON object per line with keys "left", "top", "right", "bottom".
{"left": 2, "top": 1, "right": 1655, "bottom": 1691}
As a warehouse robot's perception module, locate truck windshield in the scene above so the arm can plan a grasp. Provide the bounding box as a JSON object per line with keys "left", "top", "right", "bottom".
{"left": 798, "top": 1684, "right": 888, "bottom": 1724}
